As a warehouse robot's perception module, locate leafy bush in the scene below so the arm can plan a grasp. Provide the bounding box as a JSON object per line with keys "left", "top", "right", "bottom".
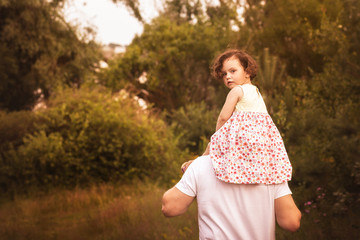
{"left": 268, "top": 66, "right": 360, "bottom": 239}
{"left": 0, "top": 87, "right": 185, "bottom": 194}
{"left": 0, "top": 110, "right": 40, "bottom": 193}
{"left": 0, "top": 110, "right": 38, "bottom": 147}
{"left": 167, "top": 101, "right": 218, "bottom": 156}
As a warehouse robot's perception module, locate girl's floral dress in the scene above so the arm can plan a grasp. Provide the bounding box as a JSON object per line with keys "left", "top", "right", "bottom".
{"left": 210, "top": 84, "right": 292, "bottom": 184}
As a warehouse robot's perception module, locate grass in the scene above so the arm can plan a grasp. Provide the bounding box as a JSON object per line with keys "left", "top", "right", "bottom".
{"left": 0, "top": 181, "right": 198, "bottom": 240}
{"left": 1, "top": 181, "right": 357, "bottom": 240}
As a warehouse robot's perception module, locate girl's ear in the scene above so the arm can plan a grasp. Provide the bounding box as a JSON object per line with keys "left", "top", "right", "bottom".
{"left": 245, "top": 72, "right": 250, "bottom": 79}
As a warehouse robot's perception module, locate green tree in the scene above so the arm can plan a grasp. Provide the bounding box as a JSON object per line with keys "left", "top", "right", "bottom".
{"left": 112, "top": 0, "right": 143, "bottom": 22}
{"left": 168, "top": 101, "right": 218, "bottom": 155}
{"left": 100, "top": 1, "right": 240, "bottom": 113}
{"left": 240, "top": 0, "right": 345, "bottom": 77}
{"left": 0, "top": 0, "right": 101, "bottom": 111}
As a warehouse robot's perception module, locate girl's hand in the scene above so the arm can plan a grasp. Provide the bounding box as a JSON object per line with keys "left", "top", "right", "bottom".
{"left": 181, "top": 160, "right": 194, "bottom": 173}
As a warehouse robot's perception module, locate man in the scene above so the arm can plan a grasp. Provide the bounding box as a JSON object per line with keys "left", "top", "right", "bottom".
{"left": 162, "top": 155, "right": 301, "bottom": 239}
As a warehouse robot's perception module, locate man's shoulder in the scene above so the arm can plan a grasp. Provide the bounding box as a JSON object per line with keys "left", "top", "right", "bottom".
{"left": 187, "top": 155, "right": 213, "bottom": 180}
{"left": 191, "top": 155, "right": 211, "bottom": 168}
{"left": 196, "top": 155, "right": 211, "bottom": 162}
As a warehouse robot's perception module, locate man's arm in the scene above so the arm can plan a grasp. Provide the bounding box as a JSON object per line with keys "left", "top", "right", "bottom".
{"left": 161, "top": 187, "right": 195, "bottom": 217}
{"left": 275, "top": 195, "right": 302, "bottom": 232}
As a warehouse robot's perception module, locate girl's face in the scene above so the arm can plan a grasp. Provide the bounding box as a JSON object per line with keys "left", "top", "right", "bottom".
{"left": 221, "top": 56, "right": 250, "bottom": 89}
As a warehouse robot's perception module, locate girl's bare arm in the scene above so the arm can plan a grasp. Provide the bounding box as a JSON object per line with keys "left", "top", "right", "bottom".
{"left": 216, "top": 87, "right": 243, "bottom": 131}
{"left": 182, "top": 87, "right": 243, "bottom": 173}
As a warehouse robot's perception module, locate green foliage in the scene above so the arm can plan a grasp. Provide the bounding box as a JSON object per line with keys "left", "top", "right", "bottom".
{"left": 112, "top": 0, "right": 143, "bottom": 22}
{"left": 164, "top": 0, "right": 204, "bottom": 21}
{"left": 167, "top": 101, "right": 218, "bottom": 156}
{"left": 0, "top": 87, "right": 185, "bottom": 194}
{"left": 255, "top": 48, "right": 286, "bottom": 96}
{"left": 100, "top": 2, "right": 237, "bottom": 112}
{"left": 254, "top": 48, "right": 287, "bottom": 116}
{"left": 260, "top": 62, "right": 359, "bottom": 238}
{"left": 241, "top": 0, "right": 344, "bottom": 77}
{"left": 0, "top": 0, "right": 101, "bottom": 111}
{"left": 0, "top": 111, "right": 39, "bottom": 194}
{"left": 259, "top": 46, "right": 359, "bottom": 240}
{"left": 0, "top": 110, "right": 38, "bottom": 148}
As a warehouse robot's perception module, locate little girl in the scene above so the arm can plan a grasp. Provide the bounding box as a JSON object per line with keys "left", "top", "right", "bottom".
{"left": 182, "top": 49, "right": 292, "bottom": 185}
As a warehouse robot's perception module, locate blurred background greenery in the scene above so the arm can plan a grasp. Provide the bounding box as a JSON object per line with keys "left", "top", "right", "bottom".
{"left": 0, "top": 0, "right": 359, "bottom": 239}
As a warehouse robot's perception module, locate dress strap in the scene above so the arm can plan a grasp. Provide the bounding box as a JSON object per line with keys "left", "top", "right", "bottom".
{"left": 256, "top": 87, "right": 260, "bottom": 96}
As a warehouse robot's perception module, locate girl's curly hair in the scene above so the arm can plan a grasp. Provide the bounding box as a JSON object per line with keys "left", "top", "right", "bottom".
{"left": 211, "top": 49, "right": 258, "bottom": 80}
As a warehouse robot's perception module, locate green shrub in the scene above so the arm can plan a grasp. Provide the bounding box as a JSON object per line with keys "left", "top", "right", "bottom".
{"left": 167, "top": 101, "right": 218, "bottom": 156}
{"left": 0, "top": 110, "right": 40, "bottom": 194}
{"left": 0, "top": 110, "right": 38, "bottom": 147}
{"left": 0, "top": 87, "right": 185, "bottom": 194}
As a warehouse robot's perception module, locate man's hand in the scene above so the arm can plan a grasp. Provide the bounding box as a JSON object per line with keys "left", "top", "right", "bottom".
{"left": 181, "top": 160, "right": 194, "bottom": 173}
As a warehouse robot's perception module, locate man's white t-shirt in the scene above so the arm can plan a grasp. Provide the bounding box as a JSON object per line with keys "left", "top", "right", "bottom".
{"left": 176, "top": 155, "right": 292, "bottom": 240}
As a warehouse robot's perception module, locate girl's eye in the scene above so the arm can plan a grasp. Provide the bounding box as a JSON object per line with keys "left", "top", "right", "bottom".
{"left": 231, "top": 70, "right": 236, "bottom": 73}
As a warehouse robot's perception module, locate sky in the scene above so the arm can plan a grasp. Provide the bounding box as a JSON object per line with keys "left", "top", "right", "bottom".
{"left": 63, "top": 0, "right": 163, "bottom": 46}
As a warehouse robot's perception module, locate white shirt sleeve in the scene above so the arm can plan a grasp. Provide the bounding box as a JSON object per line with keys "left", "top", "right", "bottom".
{"left": 175, "top": 162, "right": 198, "bottom": 197}
{"left": 274, "top": 181, "right": 292, "bottom": 199}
